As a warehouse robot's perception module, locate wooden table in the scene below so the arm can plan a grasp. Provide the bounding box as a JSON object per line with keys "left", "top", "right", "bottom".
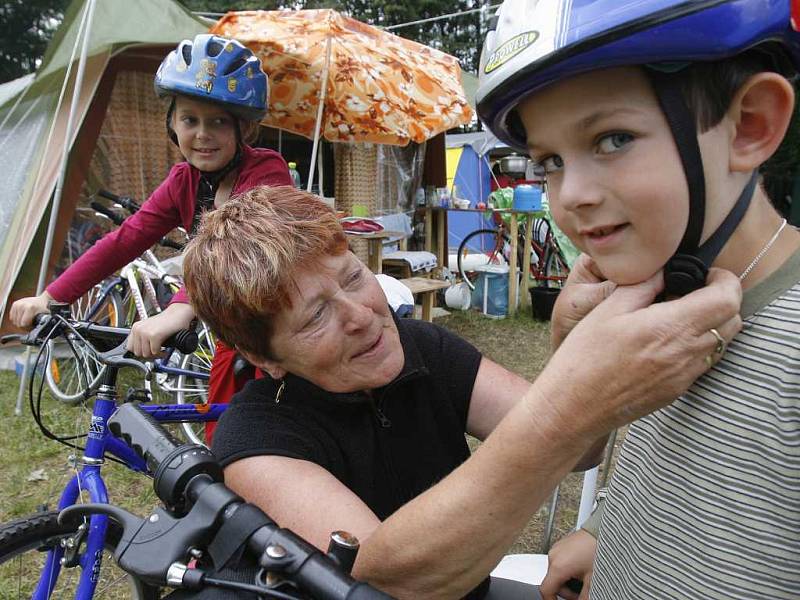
{"left": 423, "top": 207, "right": 542, "bottom": 316}
{"left": 345, "top": 230, "right": 404, "bottom": 274}
{"left": 399, "top": 277, "right": 451, "bottom": 322}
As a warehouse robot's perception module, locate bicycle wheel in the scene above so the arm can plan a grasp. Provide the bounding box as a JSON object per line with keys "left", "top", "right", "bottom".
{"left": 0, "top": 510, "right": 158, "bottom": 599}
{"left": 175, "top": 323, "right": 216, "bottom": 445}
{"left": 457, "top": 229, "right": 512, "bottom": 291}
{"left": 45, "top": 285, "right": 125, "bottom": 404}
{"left": 543, "top": 247, "right": 570, "bottom": 288}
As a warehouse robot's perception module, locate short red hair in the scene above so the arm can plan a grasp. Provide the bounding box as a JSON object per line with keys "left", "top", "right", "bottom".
{"left": 183, "top": 185, "right": 347, "bottom": 358}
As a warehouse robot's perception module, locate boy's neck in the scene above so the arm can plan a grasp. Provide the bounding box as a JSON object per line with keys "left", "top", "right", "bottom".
{"left": 712, "top": 189, "right": 800, "bottom": 289}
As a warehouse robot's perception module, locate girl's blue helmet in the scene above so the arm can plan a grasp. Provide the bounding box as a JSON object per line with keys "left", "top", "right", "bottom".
{"left": 155, "top": 34, "right": 268, "bottom": 122}
{"left": 477, "top": 0, "right": 800, "bottom": 152}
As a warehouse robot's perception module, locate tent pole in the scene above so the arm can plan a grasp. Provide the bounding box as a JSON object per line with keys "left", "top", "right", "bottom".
{"left": 307, "top": 34, "right": 332, "bottom": 192}
{"left": 15, "top": 0, "right": 98, "bottom": 416}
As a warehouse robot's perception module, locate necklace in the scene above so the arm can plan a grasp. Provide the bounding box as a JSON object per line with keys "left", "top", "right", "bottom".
{"left": 738, "top": 218, "right": 788, "bottom": 281}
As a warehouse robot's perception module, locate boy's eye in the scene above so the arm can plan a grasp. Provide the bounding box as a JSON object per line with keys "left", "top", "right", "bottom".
{"left": 539, "top": 155, "right": 563, "bottom": 174}
{"left": 597, "top": 133, "right": 633, "bottom": 154}
{"left": 180, "top": 116, "right": 196, "bottom": 125}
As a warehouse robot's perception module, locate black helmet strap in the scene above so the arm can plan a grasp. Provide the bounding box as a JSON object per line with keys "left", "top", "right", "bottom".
{"left": 648, "top": 70, "right": 755, "bottom": 296}
{"left": 191, "top": 145, "right": 243, "bottom": 235}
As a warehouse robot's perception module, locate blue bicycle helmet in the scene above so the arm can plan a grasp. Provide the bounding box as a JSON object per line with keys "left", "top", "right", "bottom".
{"left": 477, "top": 0, "right": 800, "bottom": 296}
{"left": 155, "top": 34, "right": 268, "bottom": 122}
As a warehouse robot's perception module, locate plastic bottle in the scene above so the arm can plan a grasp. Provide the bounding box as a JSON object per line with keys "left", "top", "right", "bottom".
{"left": 288, "top": 161, "right": 302, "bottom": 188}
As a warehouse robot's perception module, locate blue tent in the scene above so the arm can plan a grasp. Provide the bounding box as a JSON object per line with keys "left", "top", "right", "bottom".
{"left": 449, "top": 144, "right": 494, "bottom": 251}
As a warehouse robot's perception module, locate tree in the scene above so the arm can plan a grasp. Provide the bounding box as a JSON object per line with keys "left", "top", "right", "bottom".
{"left": 0, "top": 0, "right": 69, "bottom": 84}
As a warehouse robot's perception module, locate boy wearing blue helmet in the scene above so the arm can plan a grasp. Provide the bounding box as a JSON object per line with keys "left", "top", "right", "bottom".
{"left": 10, "top": 35, "right": 293, "bottom": 426}
{"left": 477, "top": 0, "right": 800, "bottom": 598}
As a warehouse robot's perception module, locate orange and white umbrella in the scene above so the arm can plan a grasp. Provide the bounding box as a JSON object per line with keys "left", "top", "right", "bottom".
{"left": 210, "top": 9, "right": 474, "bottom": 147}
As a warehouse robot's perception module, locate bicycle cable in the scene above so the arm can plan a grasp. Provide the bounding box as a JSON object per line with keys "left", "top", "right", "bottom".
{"left": 27, "top": 315, "right": 131, "bottom": 467}
{"left": 201, "top": 574, "right": 301, "bottom": 599}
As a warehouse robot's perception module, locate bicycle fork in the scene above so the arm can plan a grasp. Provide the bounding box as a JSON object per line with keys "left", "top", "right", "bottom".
{"left": 33, "top": 393, "right": 118, "bottom": 600}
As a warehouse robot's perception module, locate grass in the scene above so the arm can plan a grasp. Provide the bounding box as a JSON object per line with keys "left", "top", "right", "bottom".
{"left": 0, "top": 309, "right": 623, "bottom": 592}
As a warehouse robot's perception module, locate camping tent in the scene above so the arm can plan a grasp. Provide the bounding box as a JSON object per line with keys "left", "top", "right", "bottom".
{"left": 0, "top": 0, "right": 208, "bottom": 331}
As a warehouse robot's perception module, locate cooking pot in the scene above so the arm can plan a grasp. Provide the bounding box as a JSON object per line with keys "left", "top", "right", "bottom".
{"left": 499, "top": 155, "right": 529, "bottom": 177}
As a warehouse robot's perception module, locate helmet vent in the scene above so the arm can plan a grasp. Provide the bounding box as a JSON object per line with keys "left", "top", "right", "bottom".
{"left": 224, "top": 58, "right": 247, "bottom": 75}
{"left": 208, "top": 41, "right": 224, "bottom": 57}
{"left": 181, "top": 44, "right": 192, "bottom": 65}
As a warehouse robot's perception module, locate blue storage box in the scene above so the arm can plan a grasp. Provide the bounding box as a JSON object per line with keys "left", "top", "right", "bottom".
{"left": 471, "top": 264, "right": 518, "bottom": 318}
{"left": 512, "top": 184, "right": 542, "bottom": 211}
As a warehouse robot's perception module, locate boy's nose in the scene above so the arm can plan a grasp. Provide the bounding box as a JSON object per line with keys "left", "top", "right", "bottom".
{"left": 555, "top": 165, "right": 604, "bottom": 212}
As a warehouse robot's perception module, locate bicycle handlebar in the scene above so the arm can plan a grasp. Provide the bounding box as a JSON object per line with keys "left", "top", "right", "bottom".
{"left": 97, "top": 188, "right": 141, "bottom": 213}
{"left": 92, "top": 193, "right": 185, "bottom": 251}
{"left": 59, "top": 403, "right": 394, "bottom": 599}
{"left": 2, "top": 307, "right": 198, "bottom": 356}
{"left": 91, "top": 201, "right": 125, "bottom": 226}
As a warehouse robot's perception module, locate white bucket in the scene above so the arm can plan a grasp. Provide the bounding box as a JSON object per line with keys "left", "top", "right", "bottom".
{"left": 444, "top": 281, "right": 472, "bottom": 310}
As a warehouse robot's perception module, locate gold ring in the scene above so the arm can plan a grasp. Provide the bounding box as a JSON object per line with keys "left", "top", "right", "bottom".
{"left": 709, "top": 328, "right": 726, "bottom": 356}
{"left": 705, "top": 355, "right": 714, "bottom": 368}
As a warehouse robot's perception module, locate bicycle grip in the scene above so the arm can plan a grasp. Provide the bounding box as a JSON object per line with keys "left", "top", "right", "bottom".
{"left": 108, "top": 403, "right": 182, "bottom": 471}
{"left": 90, "top": 201, "right": 125, "bottom": 226}
{"left": 96, "top": 189, "right": 121, "bottom": 202}
{"left": 345, "top": 584, "right": 395, "bottom": 599}
{"left": 159, "top": 237, "right": 184, "bottom": 251}
{"left": 165, "top": 329, "right": 198, "bottom": 354}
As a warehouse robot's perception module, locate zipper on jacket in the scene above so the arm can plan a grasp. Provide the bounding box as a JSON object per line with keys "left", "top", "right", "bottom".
{"left": 373, "top": 401, "right": 392, "bottom": 428}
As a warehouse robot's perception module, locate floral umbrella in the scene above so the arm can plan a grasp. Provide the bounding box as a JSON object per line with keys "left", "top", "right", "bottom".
{"left": 209, "top": 9, "right": 474, "bottom": 147}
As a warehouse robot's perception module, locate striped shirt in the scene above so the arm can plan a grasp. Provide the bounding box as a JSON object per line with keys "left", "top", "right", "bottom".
{"left": 591, "top": 248, "right": 800, "bottom": 600}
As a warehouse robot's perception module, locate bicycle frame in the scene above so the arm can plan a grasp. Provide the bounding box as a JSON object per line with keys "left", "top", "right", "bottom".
{"left": 32, "top": 362, "right": 226, "bottom": 599}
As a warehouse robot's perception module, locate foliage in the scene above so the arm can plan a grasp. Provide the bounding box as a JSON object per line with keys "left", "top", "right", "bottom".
{"left": 0, "top": 0, "right": 69, "bottom": 84}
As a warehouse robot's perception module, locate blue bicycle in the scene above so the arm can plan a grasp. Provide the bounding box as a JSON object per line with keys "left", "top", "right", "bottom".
{"left": 0, "top": 305, "right": 224, "bottom": 598}
{"left": 0, "top": 305, "right": 390, "bottom": 599}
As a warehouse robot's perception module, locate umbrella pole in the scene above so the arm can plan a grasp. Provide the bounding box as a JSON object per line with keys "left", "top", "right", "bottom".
{"left": 15, "top": 0, "right": 97, "bottom": 416}
{"left": 307, "top": 35, "right": 332, "bottom": 193}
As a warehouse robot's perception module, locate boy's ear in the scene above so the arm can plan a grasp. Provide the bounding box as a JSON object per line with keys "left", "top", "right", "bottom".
{"left": 728, "top": 72, "right": 795, "bottom": 172}
{"left": 236, "top": 347, "right": 287, "bottom": 380}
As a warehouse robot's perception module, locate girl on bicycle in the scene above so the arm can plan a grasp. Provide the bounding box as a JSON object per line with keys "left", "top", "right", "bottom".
{"left": 10, "top": 34, "right": 293, "bottom": 432}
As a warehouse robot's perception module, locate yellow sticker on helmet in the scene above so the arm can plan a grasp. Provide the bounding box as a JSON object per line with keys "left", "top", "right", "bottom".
{"left": 484, "top": 31, "right": 539, "bottom": 74}
{"left": 228, "top": 77, "right": 237, "bottom": 92}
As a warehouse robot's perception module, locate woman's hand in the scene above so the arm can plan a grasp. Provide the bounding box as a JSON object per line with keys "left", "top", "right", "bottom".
{"left": 540, "top": 267, "right": 743, "bottom": 439}
{"left": 540, "top": 530, "right": 597, "bottom": 600}
{"left": 126, "top": 302, "right": 196, "bottom": 358}
{"left": 551, "top": 255, "right": 616, "bottom": 351}
{"left": 9, "top": 291, "right": 55, "bottom": 329}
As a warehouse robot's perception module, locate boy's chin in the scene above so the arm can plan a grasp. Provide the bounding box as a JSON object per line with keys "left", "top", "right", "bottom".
{"left": 592, "top": 258, "right": 662, "bottom": 286}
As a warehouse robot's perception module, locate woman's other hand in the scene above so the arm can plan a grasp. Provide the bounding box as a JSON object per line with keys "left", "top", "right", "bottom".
{"left": 126, "top": 302, "right": 196, "bottom": 358}
{"left": 9, "top": 291, "right": 54, "bottom": 329}
{"left": 551, "top": 255, "right": 616, "bottom": 350}
{"left": 541, "top": 267, "right": 743, "bottom": 438}
{"left": 540, "top": 529, "right": 597, "bottom": 600}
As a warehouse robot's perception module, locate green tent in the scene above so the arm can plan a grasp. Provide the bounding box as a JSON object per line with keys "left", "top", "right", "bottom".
{"left": 0, "top": 0, "right": 208, "bottom": 330}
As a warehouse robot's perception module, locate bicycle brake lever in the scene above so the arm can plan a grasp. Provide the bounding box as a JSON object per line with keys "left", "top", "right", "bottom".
{"left": 59, "top": 503, "right": 143, "bottom": 536}
{"left": 97, "top": 341, "right": 151, "bottom": 374}
{"left": 58, "top": 502, "right": 188, "bottom": 585}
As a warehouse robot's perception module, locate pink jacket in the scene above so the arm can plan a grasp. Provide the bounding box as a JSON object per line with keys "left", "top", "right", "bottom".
{"left": 47, "top": 145, "right": 293, "bottom": 304}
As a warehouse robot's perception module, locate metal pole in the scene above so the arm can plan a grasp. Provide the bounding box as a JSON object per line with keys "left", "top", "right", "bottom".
{"left": 15, "top": 0, "right": 97, "bottom": 415}
{"left": 307, "top": 34, "right": 332, "bottom": 192}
